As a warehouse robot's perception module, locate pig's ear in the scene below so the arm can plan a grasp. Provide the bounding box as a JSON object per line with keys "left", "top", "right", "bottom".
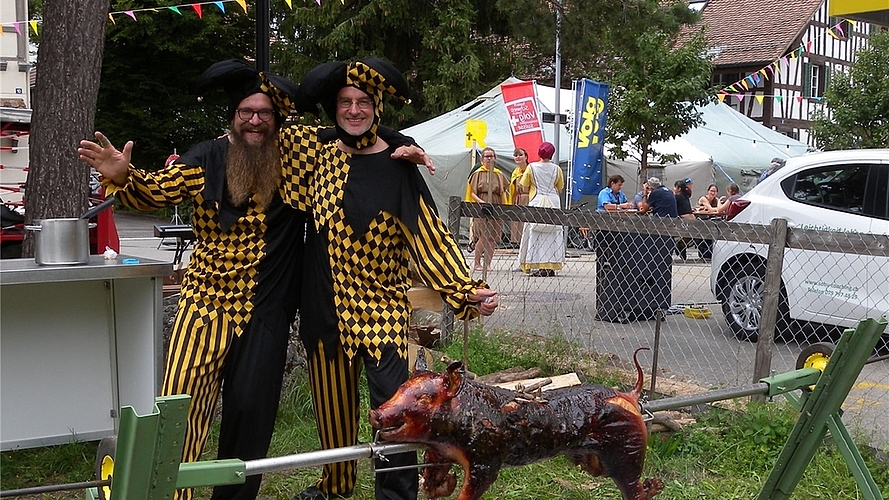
{"left": 413, "top": 348, "right": 428, "bottom": 374}
{"left": 444, "top": 361, "right": 464, "bottom": 398}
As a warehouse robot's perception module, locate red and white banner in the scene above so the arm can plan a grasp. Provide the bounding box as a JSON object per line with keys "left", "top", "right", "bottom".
{"left": 500, "top": 81, "right": 544, "bottom": 161}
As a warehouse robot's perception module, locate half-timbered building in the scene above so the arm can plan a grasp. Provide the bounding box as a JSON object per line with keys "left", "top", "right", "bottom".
{"left": 692, "top": 0, "right": 879, "bottom": 146}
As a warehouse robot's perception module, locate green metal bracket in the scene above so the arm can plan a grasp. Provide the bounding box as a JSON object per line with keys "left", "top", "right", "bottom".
{"left": 756, "top": 317, "right": 888, "bottom": 500}
{"left": 84, "top": 394, "right": 247, "bottom": 500}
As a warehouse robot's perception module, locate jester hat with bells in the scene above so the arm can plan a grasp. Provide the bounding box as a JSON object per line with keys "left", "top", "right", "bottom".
{"left": 296, "top": 57, "right": 410, "bottom": 149}
{"left": 195, "top": 59, "right": 306, "bottom": 127}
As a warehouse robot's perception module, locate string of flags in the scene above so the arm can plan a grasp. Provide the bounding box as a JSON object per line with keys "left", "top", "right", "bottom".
{"left": 717, "top": 18, "right": 857, "bottom": 102}
{"left": 0, "top": 0, "right": 345, "bottom": 36}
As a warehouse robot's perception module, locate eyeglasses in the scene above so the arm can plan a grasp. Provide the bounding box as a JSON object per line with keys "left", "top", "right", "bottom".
{"left": 236, "top": 108, "right": 275, "bottom": 122}
{"left": 482, "top": 154, "right": 495, "bottom": 159}
{"left": 337, "top": 98, "right": 375, "bottom": 110}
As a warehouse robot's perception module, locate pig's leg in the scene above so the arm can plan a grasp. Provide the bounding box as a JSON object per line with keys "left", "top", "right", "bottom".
{"left": 575, "top": 407, "right": 657, "bottom": 500}
{"left": 455, "top": 459, "right": 501, "bottom": 500}
{"left": 420, "top": 448, "right": 457, "bottom": 499}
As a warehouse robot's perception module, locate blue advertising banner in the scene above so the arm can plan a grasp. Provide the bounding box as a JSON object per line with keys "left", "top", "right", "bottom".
{"left": 571, "top": 79, "right": 609, "bottom": 202}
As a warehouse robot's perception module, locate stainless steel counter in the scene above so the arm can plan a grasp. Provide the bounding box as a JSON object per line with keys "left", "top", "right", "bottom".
{"left": 0, "top": 254, "right": 171, "bottom": 285}
{"left": 0, "top": 255, "right": 171, "bottom": 450}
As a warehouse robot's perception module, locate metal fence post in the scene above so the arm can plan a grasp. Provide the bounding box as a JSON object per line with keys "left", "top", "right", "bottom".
{"left": 440, "top": 196, "right": 463, "bottom": 346}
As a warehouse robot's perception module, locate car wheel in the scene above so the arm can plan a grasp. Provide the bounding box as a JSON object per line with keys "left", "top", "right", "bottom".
{"left": 720, "top": 263, "right": 792, "bottom": 342}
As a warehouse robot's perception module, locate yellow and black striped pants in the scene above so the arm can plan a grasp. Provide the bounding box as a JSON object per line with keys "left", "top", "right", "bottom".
{"left": 163, "top": 302, "right": 291, "bottom": 500}
{"left": 306, "top": 341, "right": 418, "bottom": 500}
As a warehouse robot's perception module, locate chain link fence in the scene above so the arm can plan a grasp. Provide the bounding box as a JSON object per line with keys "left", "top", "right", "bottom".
{"left": 438, "top": 198, "right": 889, "bottom": 450}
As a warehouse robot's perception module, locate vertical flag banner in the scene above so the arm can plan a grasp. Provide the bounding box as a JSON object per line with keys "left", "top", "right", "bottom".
{"left": 571, "top": 78, "right": 609, "bottom": 202}
{"left": 501, "top": 81, "right": 545, "bottom": 161}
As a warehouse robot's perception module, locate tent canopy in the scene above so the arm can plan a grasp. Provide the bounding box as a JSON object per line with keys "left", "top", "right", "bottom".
{"left": 404, "top": 78, "right": 572, "bottom": 215}
{"left": 404, "top": 82, "right": 812, "bottom": 213}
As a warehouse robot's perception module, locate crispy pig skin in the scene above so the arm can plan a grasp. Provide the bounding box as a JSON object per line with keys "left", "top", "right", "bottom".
{"left": 369, "top": 348, "right": 664, "bottom": 500}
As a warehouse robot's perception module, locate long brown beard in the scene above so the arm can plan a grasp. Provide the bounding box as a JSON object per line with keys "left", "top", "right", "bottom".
{"left": 226, "top": 129, "right": 281, "bottom": 210}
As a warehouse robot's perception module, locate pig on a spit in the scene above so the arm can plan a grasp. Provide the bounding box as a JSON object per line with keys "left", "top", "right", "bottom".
{"left": 368, "top": 348, "right": 663, "bottom": 500}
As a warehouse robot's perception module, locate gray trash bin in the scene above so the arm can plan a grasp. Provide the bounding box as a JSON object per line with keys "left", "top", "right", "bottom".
{"left": 595, "top": 231, "right": 672, "bottom": 323}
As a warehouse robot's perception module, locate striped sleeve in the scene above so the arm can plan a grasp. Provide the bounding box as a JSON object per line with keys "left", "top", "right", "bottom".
{"left": 403, "top": 199, "right": 486, "bottom": 321}
{"left": 104, "top": 163, "right": 204, "bottom": 210}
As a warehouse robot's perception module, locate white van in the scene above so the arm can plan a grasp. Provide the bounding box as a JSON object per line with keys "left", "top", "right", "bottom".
{"left": 710, "top": 149, "right": 889, "bottom": 346}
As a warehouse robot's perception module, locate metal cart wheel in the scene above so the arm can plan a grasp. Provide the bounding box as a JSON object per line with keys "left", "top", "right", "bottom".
{"left": 796, "top": 342, "right": 835, "bottom": 371}
{"left": 95, "top": 435, "right": 117, "bottom": 500}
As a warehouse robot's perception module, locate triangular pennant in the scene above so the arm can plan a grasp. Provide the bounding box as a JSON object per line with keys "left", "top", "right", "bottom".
{"left": 125, "top": 10, "right": 137, "bottom": 21}
{"left": 191, "top": 4, "right": 202, "bottom": 18}
{"left": 13, "top": 23, "right": 22, "bottom": 36}
{"left": 214, "top": 1, "right": 225, "bottom": 13}
{"left": 727, "top": 85, "right": 738, "bottom": 92}
{"left": 29, "top": 20, "right": 39, "bottom": 33}
{"left": 316, "top": 0, "right": 321, "bottom": 4}
{"left": 741, "top": 79, "right": 750, "bottom": 90}
{"left": 284, "top": 0, "right": 293, "bottom": 8}
{"left": 755, "top": 95, "right": 764, "bottom": 105}
{"left": 169, "top": 6, "right": 182, "bottom": 15}
{"left": 775, "top": 95, "right": 782, "bottom": 103}
{"left": 717, "top": 93, "right": 726, "bottom": 103}
{"left": 798, "top": 46, "right": 805, "bottom": 56}
{"left": 236, "top": 0, "right": 248, "bottom": 13}
{"left": 828, "top": 28, "right": 838, "bottom": 40}
{"left": 759, "top": 68, "right": 768, "bottom": 79}
{"left": 108, "top": 13, "right": 116, "bottom": 24}
{"left": 782, "top": 56, "right": 789, "bottom": 67}
{"left": 796, "top": 96, "right": 804, "bottom": 103}
{"left": 737, "top": 94, "right": 745, "bottom": 103}
{"left": 789, "top": 50, "right": 797, "bottom": 60}
{"left": 836, "top": 23, "right": 845, "bottom": 38}
{"left": 806, "top": 40, "right": 812, "bottom": 52}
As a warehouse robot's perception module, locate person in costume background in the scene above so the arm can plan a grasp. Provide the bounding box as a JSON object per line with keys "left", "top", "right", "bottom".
{"left": 518, "top": 141, "right": 564, "bottom": 277}
{"left": 509, "top": 147, "right": 530, "bottom": 246}
{"left": 280, "top": 57, "right": 499, "bottom": 500}
{"left": 465, "top": 147, "right": 510, "bottom": 272}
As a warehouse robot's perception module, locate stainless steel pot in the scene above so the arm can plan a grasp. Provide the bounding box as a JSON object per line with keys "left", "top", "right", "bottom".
{"left": 25, "top": 218, "right": 96, "bottom": 265}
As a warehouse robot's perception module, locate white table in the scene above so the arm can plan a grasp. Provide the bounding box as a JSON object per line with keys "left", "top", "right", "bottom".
{"left": 0, "top": 255, "right": 170, "bottom": 450}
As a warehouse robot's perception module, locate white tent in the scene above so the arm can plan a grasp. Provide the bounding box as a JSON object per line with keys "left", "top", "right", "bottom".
{"left": 405, "top": 83, "right": 812, "bottom": 212}
{"left": 405, "top": 78, "right": 572, "bottom": 215}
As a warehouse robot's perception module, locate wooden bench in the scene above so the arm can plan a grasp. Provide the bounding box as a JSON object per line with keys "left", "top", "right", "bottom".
{"left": 153, "top": 224, "right": 194, "bottom": 266}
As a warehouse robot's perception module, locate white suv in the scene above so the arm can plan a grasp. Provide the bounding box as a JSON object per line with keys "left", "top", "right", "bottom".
{"left": 710, "top": 149, "right": 889, "bottom": 346}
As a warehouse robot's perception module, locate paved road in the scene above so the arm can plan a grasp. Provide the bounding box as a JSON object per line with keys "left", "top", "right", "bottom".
{"left": 115, "top": 211, "right": 192, "bottom": 266}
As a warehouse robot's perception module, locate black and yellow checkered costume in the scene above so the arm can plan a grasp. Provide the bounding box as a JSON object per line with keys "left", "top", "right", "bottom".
{"left": 280, "top": 125, "right": 485, "bottom": 499}
{"left": 105, "top": 136, "right": 306, "bottom": 500}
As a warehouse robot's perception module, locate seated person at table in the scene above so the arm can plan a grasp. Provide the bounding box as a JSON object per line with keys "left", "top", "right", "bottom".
{"left": 715, "top": 182, "right": 741, "bottom": 216}
{"left": 597, "top": 174, "right": 634, "bottom": 211}
{"left": 697, "top": 184, "right": 724, "bottom": 214}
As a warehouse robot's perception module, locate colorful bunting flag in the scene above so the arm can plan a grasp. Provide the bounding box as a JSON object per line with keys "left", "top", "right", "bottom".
{"left": 191, "top": 4, "right": 203, "bottom": 18}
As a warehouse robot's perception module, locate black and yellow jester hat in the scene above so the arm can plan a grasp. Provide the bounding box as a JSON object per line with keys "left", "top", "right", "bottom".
{"left": 195, "top": 59, "right": 306, "bottom": 126}
{"left": 296, "top": 57, "right": 410, "bottom": 149}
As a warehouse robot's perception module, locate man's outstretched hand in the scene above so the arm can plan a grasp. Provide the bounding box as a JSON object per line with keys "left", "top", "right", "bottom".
{"left": 78, "top": 132, "right": 133, "bottom": 186}
{"left": 392, "top": 144, "right": 435, "bottom": 175}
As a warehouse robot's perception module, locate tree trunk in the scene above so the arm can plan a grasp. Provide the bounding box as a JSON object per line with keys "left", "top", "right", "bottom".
{"left": 23, "top": 0, "right": 108, "bottom": 257}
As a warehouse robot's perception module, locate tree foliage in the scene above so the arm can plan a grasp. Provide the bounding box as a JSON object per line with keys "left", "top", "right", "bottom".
{"left": 811, "top": 28, "right": 889, "bottom": 151}
{"left": 23, "top": 0, "right": 107, "bottom": 257}
{"left": 95, "top": 0, "right": 255, "bottom": 168}
{"left": 604, "top": 28, "right": 716, "bottom": 182}
{"left": 271, "top": 0, "right": 516, "bottom": 126}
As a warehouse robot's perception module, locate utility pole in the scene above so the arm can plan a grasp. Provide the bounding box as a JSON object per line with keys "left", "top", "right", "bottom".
{"left": 256, "top": 0, "right": 270, "bottom": 72}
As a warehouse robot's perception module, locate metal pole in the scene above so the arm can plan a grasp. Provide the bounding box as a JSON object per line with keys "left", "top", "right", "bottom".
{"left": 255, "top": 0, "right": 270, "bottom": 72}
{"left": 243, "top": 442, "right": 423, "bottom": 476}
{"left": 552, "top": 0, "right": 561, "bottom": 171}
{"left": 644, "top": 383, "right": 770, "bottom": 413}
